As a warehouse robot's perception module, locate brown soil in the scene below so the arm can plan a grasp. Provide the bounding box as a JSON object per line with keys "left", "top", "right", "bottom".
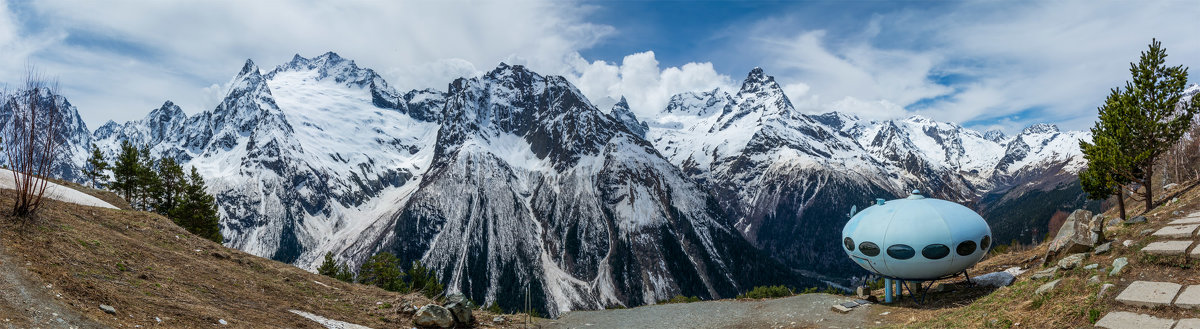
{"left": 0, "top": 188, "right": 525, "bottom": 328}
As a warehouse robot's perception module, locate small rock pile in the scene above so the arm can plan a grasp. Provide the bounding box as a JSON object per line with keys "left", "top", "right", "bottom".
{"left": 412, "top": 293, "right": 475, "bottom": 328}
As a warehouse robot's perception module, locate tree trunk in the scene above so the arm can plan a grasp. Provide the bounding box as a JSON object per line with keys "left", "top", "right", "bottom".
{"left": 1117, "top": 188, "right": 1127, "bottom": 221}
{"left": 1144, "top": 162, "right": 1154, "bottom": 213}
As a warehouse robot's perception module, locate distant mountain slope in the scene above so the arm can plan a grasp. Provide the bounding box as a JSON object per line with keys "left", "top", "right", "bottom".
{"left": 646, "top": 68, "right": 1095, "bottom": 274}
{"left": 20, "top": 52, "right": 1130, "bottom": 316}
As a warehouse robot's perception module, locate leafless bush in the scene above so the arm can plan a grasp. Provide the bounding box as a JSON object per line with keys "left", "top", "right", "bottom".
{"left": 1160, "top": 121, "right": 1200, "bottom": 186}
{"left": 3, "top": 69, "right": 63, "bottom": 218}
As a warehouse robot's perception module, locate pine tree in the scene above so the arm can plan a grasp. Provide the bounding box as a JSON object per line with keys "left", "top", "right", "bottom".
{"left": 134, "top": 145, "right": 160, "bottom": 211}
{"left": 82, "top": 143, "right": 109, "bottom": 188}
{"left": 153, "top": 157, "right": 186, "bottom": 215}
{"left": 358, "top": 252, "right": 405, "bottom": 292}
{"left": 317, "top": 252, "right": 340, "bottom": 278}
{"left": 335, "top": 264, "right": 355, "bottom": 283}
{"left": 169, "top": 167, "right": 223, "bottom": 243}
{"left": 110, "top": 140, "right": 141, "bottom": 203}
{"left": 406, "top": 261, "right": 444, "bottom": 299}
{"left": 1120, "top": 39, "right": 1199, "bottom": 211}
{"left": 1080, "top": 88, "right": 1137, "bottom": 220}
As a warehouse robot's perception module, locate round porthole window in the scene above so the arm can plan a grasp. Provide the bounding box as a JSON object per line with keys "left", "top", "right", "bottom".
{"left": 844, "top": 237, "right": 855, "bottom": 251}
{"left": 859, "top": 241, "right": 880, "bottom": 257}
{"left": 922, "top": 244, "right": 950, "bottom": 260}
{"left": 956, "top": 240, "right": 977, "bottom": 256}
{"left": 887, "top": 244, "right": 915, "bottom": 260}
{"left": 980, "top": 235, "right": 991, "bottom": 251}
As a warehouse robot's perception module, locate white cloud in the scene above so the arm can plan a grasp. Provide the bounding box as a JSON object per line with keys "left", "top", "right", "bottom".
{"left": 569, "top": 51, "right": 733, "bottom": 120}
{"left": 743, "top": 1, "right": 1200, "bottom": 132}
{"left": 1, "top": 0, "right": 614, "bottom": 126}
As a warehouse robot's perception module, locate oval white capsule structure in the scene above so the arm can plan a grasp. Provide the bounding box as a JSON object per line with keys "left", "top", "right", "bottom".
{"left": 841, "top": 190, "right": 992, "bottom": 280}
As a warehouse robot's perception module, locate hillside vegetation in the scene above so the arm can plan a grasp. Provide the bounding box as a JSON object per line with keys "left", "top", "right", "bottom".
{"left": 0, "top": 186, "right": 518, "bottom": 328}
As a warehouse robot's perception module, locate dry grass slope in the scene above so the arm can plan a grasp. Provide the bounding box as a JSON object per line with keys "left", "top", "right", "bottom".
{"left": 884, "top": 181, "right": 1200, "bottom": 328}
{"left": 0, "top": 187, "right": 520, "bottom": 328}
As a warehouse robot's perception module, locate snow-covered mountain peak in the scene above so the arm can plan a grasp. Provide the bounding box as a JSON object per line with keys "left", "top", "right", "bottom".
{"left": 1021, "top": 123, "right": 1060, "bottom": 135}
{"left": 267, "top": 51, "right": 381, "bottom": 89}
{"left": 611, "top": 96, "right": 648, "bottom": 138}
{"left": 713, "top": 68, "right": 797, "bottom": 131}
{"left": 983, "top": 129, "right": 1008, "bottom": 143}
{"left": 663, "top": 88, "right": 732, "bottom": 117}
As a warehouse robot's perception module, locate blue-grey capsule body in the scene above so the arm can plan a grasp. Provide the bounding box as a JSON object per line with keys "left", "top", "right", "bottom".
{"left": 841, "top": 191, "right": 992, "bottom": 280}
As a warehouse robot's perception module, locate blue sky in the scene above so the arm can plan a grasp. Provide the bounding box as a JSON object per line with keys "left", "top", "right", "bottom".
{"left": 1, "top": 0, "right": 1197, "bottom": 133}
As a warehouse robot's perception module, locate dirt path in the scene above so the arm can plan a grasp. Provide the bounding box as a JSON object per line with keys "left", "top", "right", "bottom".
{"left": 543, "top": 293, "right": 891, "bottom": 329}
{"left": 0, "top": 241, "right": 104, "bottom": 329}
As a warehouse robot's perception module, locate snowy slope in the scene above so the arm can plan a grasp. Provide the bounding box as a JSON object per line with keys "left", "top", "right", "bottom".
{"left": 0, "top": 169, "right": 117, "bottom": 209}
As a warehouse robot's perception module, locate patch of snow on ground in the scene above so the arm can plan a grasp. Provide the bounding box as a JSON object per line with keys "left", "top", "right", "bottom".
{"left": 0, "top": 169, "right": 117, "bottom": 209}
{"left": 289, "top": 310, "right": 373, "bottom": 329}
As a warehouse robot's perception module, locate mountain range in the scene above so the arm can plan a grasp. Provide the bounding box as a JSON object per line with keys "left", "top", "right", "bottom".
{"left": 4, "top": 51, "right": 1169, "bottom": 315}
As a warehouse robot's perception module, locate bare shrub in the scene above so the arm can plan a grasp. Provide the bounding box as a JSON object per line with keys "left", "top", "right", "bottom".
{"left": 3, "top": 69, "right": 64, "bottom": 218}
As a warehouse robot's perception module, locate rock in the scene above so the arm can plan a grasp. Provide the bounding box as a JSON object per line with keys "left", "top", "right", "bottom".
{"left": 1110, "top": 257, "right": 1129, "bottom": 276}
{"left": 831, "top": 304, "right": 853, "bottom": 313}
{"left": 1031, "top": 267, "right": 1057, "bottom": 280}
{"left": 1046, "top": 209, "right": 1100, "bottom": 262}
{"left": 1087, "top": 275, "right": 1100, "bottom": 285}
{"left": 443, "top": 293, "right": 474, "bottom": 326}
{"left": 493, "top": 316, "right": 505, "bottom": 324}
{"left": 99, "top": 304, "right": 116, "bottom": 315}
{"left": 1035, "top": 279, "right": 1061, "bottom": 295}
{"left": 1139, "top": 228, "right": 1155, "bottom": 236}
{"left": 1098, "top": 283, "right": 1116, "bottom": 297}
{"left": 413, "top": 304, "right": 454, "bottom": 328}
{"left": 1122, "top": 240, "right": 1134, "bottom": 247}
{"left": 1093, "top": 242, "right": 1112, "bottom": 255}
{"left": 1057, "top": 253, "right": 1087, "bottom": 270}
{"left": 218, "top": 319, "right": 228, "bottom": 325}
{"left": 1106, "top": 217, "right": 1123, "bottom": 228}
{"left": 855, "top": 286, "right": 867, "bottom": 299}
{"left": 1126, "top": 216, "right": 1147, "bottom": 225}
{"left": 971, "top": 271, "right": 1016, "bottom": 288}
{"left": 1083, "top": 263, "right": 1099, "bottom": 270}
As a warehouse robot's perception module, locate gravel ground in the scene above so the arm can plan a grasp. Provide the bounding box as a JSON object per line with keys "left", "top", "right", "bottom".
{"left": 543, "top": 293, "right": 890, "bottom": 329}
{"left": 0, "top": 240, "right": 104, "bottom": 329}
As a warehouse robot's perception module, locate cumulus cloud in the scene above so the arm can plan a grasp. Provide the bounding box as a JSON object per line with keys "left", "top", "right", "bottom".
{"left": 570, "top": 51, "right": 733, "bottom": 119}
{"left": 742, "top": 1, "right": 1200, "bottom": 132}
{"left": 0, "top": 0, "right": 614, "bottom": 126}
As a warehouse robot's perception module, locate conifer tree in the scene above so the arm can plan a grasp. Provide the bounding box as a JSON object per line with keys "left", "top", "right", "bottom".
{"left": 335, "top": 264, "right": 355, "bottom": 283}
{"left": 1119, "top": 39, "right": 1198, "bottom": 211}
{"left": 170, "top": 167, "right": 223, "bottom": 243}
{"left": 1080, "top": 88, "right": 1137, "bottom": 220}
{"left": 110, "top": 140, "right": 141, "bottom": 202}
{"left": 82, "top": 143, "right": 109, "bottom": 188}
{"left": 153, "top": 157, "right": 186, "bottom": 215}
{"left": 358, "top": 252, "right": 405, "bottom": 292}
{"left": 1081, "top": 39, "right": 1199, "bottom": 213}
{"left": 318, "top": 252, "right": 340, "bottom": 277}
{"left": 134, "top": 145, "right": 160, "bottom": 210}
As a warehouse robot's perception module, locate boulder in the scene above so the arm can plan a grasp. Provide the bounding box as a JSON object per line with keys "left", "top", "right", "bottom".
{"left": 1110, "top": 257, "right": 1129, "bottom": 276}
{"left": 1057, "top": 253, "right": 1087, "bottom": 270}
{"left": 1045, "top": 210, "right": 1100, "bottom": 262}
{"left": 1087, "top": 275, "right": 1101, "bottom": 285}
{"left": 414, "top": 304, "right": 454, "bottom": 328}
{"left": 99, "top": 304, "right": 116, "bottom": 315}
{"left": 1035, "top": 279, "right": 1061, "bottom": 295}
{"left": 1083, "top": 263, "right": 1099, "bottom": 270}
{"left": 443, "top": 293, "right": 474, "bottom": 326}
{"left": 1125, "top": 216, "right": 1147, "bottom": 225}
{"left": 1031, "top": 267, "right": 1057, "bottom": 280}
{"left": 1093, "top": 242, "right": 1112, "bottom": 255}
{"left": 971, "top": 271, "right": 1016, "bottom": 288}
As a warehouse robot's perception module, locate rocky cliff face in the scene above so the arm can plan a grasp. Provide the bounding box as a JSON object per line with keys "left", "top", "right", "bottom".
{"left": 43, "top": 53, "right": 1098, "bottom": 316}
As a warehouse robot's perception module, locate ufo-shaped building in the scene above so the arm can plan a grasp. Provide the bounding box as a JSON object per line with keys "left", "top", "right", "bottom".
{"left": 841, "top": 190, "right": 992, "bottom": 281}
